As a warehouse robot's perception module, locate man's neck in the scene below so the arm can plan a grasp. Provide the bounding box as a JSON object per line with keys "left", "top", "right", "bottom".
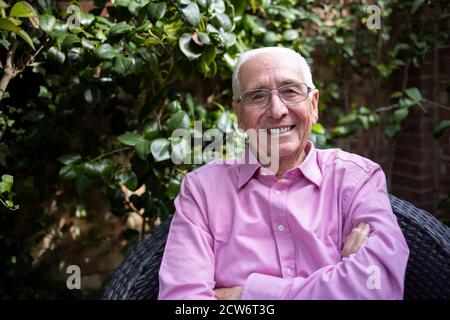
{"left": 275, "top": 150, "right": 306, "bottom": 178}
{"left": 264, "top": 142, "right": 311, "bottom": 179}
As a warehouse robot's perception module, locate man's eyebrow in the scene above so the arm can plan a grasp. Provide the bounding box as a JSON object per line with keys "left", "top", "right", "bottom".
{"left": 247, "top": 79, "right": 302, "bottom": 91}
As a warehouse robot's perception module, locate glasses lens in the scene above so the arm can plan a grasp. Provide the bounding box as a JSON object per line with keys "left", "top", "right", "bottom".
{"left": 279, "top": 84, "right": 308, "bottom": 103}
{"left": 241, "top": 90, "right": 269, "bottom": 107}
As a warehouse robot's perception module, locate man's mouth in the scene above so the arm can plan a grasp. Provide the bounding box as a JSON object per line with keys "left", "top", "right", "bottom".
{"left": 265, "top": 125, "right": 296, "bottom": 135}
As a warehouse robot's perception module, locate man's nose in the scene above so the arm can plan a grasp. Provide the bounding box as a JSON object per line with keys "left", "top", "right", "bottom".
{"left": 267, "top": 92, "right": 289, "bottom": 119}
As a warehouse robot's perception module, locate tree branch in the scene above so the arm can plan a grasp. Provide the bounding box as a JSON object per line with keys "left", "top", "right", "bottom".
{"left": 0, "top": 41, "right": 47, "bottom": 102}
{"left": 0, "top": 41, "right": 18, "bottom": 101}
{"left": 91, "top": 146, "right": 132, "bottom": 162}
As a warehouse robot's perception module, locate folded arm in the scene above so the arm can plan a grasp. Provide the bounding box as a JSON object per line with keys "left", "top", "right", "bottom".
{"left": 240, "top": 166, "right": 410, "bottom": 300}
{"left": 157, "top": 173, "right": 216, "bottom": 299}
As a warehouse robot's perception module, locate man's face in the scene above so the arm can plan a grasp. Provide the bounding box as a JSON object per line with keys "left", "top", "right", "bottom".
{"left": 232, "top": 52, "right": 319, "bottom": 160}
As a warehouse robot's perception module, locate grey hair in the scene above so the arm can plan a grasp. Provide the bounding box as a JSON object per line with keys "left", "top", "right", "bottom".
{"left": 231, "top": 47, "right": 314, "bottom": 101}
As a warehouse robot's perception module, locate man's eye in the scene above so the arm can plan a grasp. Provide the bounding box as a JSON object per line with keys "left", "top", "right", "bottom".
{"left": 281, "top": 88, "right": 300, "bottom": 96}
{"left": 251, "top": 93, "right": 266, "bottom": 101}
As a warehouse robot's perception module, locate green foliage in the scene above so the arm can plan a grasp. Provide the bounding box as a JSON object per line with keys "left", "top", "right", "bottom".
{"left": 0, "top": 0, "right": 449, "bottom": 298}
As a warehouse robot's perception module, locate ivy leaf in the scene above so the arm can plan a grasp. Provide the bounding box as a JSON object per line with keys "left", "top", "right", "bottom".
{"left": 135, "top": 139, "right": 152, "bottom": 160}
{"left": 114, "top": 0, "right": 131, "bottom": 6}
{"left": 197, "top": 32, "right": 211, "bottom": 45}
{"left": 113, "top": 55, "right": 128, "bottom": 75}
{"left": 166, "top": 111, "right": 190, "bottom": 132}
{"left": 384, "top": 124, "right": 400, "bottom": 138}
{"left": 264, "top": 31, "right": 278, "bottom": 44}
{"left": 57, "top": 153, "right": 82, "bottom": 165}
{"left": 117, "top": 132, "right": 145, "bottom": 146}
{"left": 10, "top": 1, "right": 37, "bottom": 18}
{"left": 108, "top": 22, "right": 133, "bottom": 37}
{"left": 47, "top": 46, "right": 65, "bottom": 64}
{"left": 394, "top": 108, "right": 409, "bottom": 123}
{"left": 201, "top": 45, "right": 216, "bottom": 66}
{"left": 0, "top": 175, "right": 14, "bottom": 193}
{"left": 411, "top": 0, "right": 425, "bottom": 14}
{"left": 81, "top": 38, "right": 95, "bottom": 50}
{"left": 358, "top": 115, "right": 370, "bottom": 130}
{"left": 147, "top": 2, "right": 166, "bottom": 22}
{"left": 137, "top": 47, "right": 159, "bottom": 74}
{"left": 217, "top": 112, "right": 233, "bottom": 133}
{"left": 338, "top": 113, "right": 357, "bottom": 125}
{"left": 332, "top": 126, "right": 349, "bottom": 136}
{"left": 80, "top": 13, "right": 95, "bottom": 26}
{"left": 116, "top": 170, "right": 138, "bottom": 191}
{"left": 75, "top": 173, "right": 91, "bottom": 194}
{"left": 220, "top": 30, "right": 236, "bottom": 48}
{"left": 0, "top": 17, "right": 21, "bottom": 33}
{"left": 143, "top": 120, "right": 159, "bottom": 139}
{"left": 167, "top": 178, "right": 181, "bottom": 199}
{"left": 60, "top": 34, "right": 81, "bottom": 50}
{"left": 17, "top": 30, "right": 36, "bottom": 50}
{"left": 82, "top": 160, "right": 113, "bottom": 179}
{"left": 433, "top": 120, "right": 450, "bottom": 138}
{"left": 0, "top": 1, "right": 8, "bottom": 9}
{"left": 95, "top": 159, "right": 114, "bottom": 182}
{"left": 178, "top": 2, "right": 201, "bottom": 27}
{"left": 59, "top": 164, "right": 78, "bottom": 181}
{"left": 95, "top": 43, "right": 118, "bottom": 60}
{"left": 179, "top": 33, "right": 202, "bottom": 60}
{"left": 214, "top": 13, "right": 232, "bottom": 31}
{"left": 312, "top": 123, "right": 326, "bottom": 135}
{"left": 39, "top": 14, "right": 56, "bottom": 32}
{"left": 167, "top": 100, "right": 182, "bottom": 113}
{"left": 404, "top": 87, "right": 422, "bottom": 103}
{"left": 150, "top": 138, "right": 171, "bottom": 162}
{"left": 209, "top": 0, "right": 225, "bottom": 13}
{"left": 283, "top": 29, "right": 299, "bottom": 41}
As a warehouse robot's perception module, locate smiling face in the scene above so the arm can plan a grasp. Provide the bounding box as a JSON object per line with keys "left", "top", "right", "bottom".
{"left": 232, "top": 51, "right": 319, "bottom": 171}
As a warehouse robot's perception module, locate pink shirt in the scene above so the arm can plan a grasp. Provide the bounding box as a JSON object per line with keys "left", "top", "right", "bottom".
{"left": 158, "top": 141, "right": 409, "bottom": 299}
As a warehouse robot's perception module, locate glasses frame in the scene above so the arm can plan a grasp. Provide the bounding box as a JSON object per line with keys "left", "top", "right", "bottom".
{"left": 237, "top": 83, "right": 313, "bottom": 109}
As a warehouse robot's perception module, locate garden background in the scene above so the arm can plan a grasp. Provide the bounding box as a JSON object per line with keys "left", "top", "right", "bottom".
{"left": 0, "top": 0, "right": 449, "bottom": 299}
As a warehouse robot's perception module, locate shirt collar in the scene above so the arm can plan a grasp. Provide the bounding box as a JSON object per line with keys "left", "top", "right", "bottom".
{"left": 297, "top": 141, "right": 322, "bottom": 188}
{"left": 237, "top": 146, "right": 262, "bottom": 189}
{"left": 237, "top": 140, "right": 322, "bottom": 189}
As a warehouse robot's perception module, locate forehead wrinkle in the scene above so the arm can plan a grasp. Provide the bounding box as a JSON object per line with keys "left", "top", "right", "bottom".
{"left": 239, "top": 54, "right": 304, "bottom": 91}
{"left": 241, "top": 69, "right": 304, "bottom": 91}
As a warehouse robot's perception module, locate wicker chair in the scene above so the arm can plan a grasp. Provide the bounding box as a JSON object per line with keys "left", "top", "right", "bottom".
{"left": 103, "top": 194, "right": 450, "bottom": 300}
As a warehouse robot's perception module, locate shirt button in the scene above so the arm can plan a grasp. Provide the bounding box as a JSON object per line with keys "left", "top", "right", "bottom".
{"left": 277, "top": 224, "right": 285, "bottom": 232}
{"left": 286, "top": 267, "right": 293, "bottom": 276}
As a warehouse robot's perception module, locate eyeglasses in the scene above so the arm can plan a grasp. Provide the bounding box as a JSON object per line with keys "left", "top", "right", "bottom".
{"left": 237, "top": 83, "right": 312, "bottom": 109}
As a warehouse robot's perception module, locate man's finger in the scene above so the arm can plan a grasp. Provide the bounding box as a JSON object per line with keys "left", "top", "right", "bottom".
{"left": 342, "top": 222, "right": 368, "bottom": 257}
{"left": 349, "top": 223, "right": 370, "bottom": 255}
{"left": 342, "top": 230, "right": 358, "bottom": 257}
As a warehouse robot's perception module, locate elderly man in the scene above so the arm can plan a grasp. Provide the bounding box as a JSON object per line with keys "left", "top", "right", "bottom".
{"left": 158, "top": 47, "right": 409, "bottom": 300}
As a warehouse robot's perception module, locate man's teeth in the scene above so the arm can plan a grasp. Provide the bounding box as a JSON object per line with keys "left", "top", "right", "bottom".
{"left": 267, "top": 125, "right": 294, "bottom": 134}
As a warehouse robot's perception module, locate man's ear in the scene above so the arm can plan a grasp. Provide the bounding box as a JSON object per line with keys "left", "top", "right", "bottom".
{"left": 310, "top": 89, "right": 320, "bottom": 124}
{"left": 232, "top": 100, "right": 243, "bottom": 129}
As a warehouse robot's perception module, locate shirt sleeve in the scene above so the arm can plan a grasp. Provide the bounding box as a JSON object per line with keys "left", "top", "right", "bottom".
{"left": 158, "top": 173, "right": 217, "bottom": 300}
{"left": 241, "top": 165, "right": 410, "bottom": 300}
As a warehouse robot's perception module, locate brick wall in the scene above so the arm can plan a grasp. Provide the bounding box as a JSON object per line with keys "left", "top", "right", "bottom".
{"left": 390, "top": 43, "right": 450, "bottom": 214}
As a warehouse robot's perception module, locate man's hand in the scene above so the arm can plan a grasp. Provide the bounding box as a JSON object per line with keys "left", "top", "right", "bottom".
{"left": 213, "top": 223, "right": 370, "bottom": 299}
{"left": 214, "top": 286, "right": 243, "bottom": 300}
{"left": 341, "top": 222, "right": 371, "bottom": 258}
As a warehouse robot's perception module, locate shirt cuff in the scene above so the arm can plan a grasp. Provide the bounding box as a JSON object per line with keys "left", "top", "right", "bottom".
{"left": 241, "top": 273, "right": 287, "bottom": 300}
